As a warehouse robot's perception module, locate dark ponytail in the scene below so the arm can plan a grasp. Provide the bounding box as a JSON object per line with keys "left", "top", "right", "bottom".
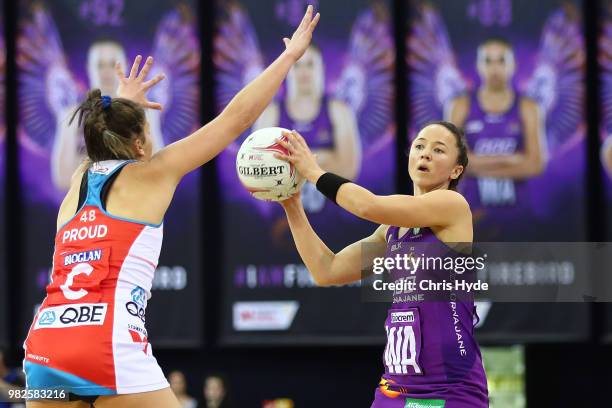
{"left": 70, "top": 89, "right": 146, "bottom": 162}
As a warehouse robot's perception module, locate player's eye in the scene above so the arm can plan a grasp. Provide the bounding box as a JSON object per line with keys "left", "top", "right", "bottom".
{"left": 434, "top": 148, "right": 444, "bottom": 154}
{"left": 414, "top": 144, "right": 424, "bottom": 150}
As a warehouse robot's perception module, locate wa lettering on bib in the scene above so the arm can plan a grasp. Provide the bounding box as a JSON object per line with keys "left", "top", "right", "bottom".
{"left": 384, "top": 308, "right": 423, "bottom": 375}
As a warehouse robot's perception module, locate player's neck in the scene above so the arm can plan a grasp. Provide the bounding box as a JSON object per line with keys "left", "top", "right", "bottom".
{"left": 413, "top": 183, "right": 447, "bottom": 196}
{"left": 287, "top": 93, "right": 322, "bottom": 121}
{"left": 480, "top": 85, "right": 512, "bottom": 96}
{"left": 478, "top": 86, "right": 515, "bottom": 113}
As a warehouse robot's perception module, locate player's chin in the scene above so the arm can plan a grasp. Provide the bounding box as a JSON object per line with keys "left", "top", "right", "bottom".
{"left": 409, "top": 169, "right": 431, "bottom": 183}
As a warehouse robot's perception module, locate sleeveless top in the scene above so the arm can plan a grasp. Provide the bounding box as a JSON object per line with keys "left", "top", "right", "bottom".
{"left": 278, "top": 96, "right": 335, "bottom": 149}
{"left": 24, "top": 160, "right": 167, "bottom": 395}
{"left": 46, "top": 160, "right": 163, "bottom": 307}
{"left": 380, "top": 226, "right": 488, "bottom": 405}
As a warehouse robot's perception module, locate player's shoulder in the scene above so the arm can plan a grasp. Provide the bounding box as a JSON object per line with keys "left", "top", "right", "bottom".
{"left": 420, "top": 189, "right": 471, "bottom": 212}
{"left": 519, "top": 95, "right": 538, "bottom": 110}
{"left": 69, "top": 160, "right": 89, "bottom": 186}
{"left": 446, "top": 93, "right": 470, "bottom": 124}
{"left": 372, "top": 224, "right": 391, "bottom": 243}
{"left": 328, "top": 98, "right": 351, "bottom": 114}
{"left": 452, "top": 93, "right": 470, "bottom": 104}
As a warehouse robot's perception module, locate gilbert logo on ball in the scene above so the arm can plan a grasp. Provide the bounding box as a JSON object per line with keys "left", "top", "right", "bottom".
{"left": 236, "top": 127, "right": 305, "bottom": 201}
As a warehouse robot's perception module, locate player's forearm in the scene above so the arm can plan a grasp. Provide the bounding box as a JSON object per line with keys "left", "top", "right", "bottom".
{"left": 51, "top": 122, "right": 81, "bottom": 190}
{"left": 468, "top": 154, "right": 544, "bottom": 179}
{"left": 283, "top": 201, "right": 336, "bottom": 286}
{"left": 152, "top": 51, "right": 298, "bottom": 177}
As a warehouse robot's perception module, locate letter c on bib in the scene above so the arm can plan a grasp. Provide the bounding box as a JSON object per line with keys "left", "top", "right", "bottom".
{"left": 60, "top": 263, "right": 94, "bottom": 300}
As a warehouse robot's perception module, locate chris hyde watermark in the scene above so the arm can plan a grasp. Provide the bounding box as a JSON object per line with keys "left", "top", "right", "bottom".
{"left": 372, "top": 278, "right": 488, "bottom": 293}
{"left": 369, "top": 253, "right": 489, "bottom": 296}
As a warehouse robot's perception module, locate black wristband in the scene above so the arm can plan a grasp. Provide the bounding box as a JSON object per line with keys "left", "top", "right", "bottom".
{"left": 315, "top": 172, "right": 350, "bottom": 205}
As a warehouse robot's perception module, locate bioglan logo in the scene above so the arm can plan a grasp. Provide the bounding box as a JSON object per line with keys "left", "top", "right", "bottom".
{"left": 63, "top": 249, "right": 103, "bottom": 266}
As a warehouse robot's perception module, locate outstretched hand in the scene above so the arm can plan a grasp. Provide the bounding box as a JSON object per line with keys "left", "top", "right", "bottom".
{"left": 283, "top": 5, "right": 321, "bottom": 62}
{"left": 275, "top": 130, "right": 325, "bottom": 184}
{"left": 115, "top": 55, "right": 166, "bottom": 110}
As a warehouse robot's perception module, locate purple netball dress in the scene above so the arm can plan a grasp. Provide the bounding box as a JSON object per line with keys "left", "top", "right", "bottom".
{"left": 460, "top": 91, "right": 530, "bottom": 240}
{"left": 371, "top": 226, "right": 488, "bottom": 408}
{"left": 278, "top": 96, "right": 335, "bottom": 150}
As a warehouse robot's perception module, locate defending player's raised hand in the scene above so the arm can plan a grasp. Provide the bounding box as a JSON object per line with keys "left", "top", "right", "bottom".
{"left": 276, "top": 130, "right": 324, "bottom": 184}
{"left": 282, "top": 5, "right": 321, "bottom": 62}
{"left": 115, "top": 55, "right": 166, "bottom": 110}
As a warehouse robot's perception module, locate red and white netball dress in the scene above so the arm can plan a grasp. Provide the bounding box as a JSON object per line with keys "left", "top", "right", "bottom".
{"left": 24, "top": 160, "right": 169, "bottom": 396}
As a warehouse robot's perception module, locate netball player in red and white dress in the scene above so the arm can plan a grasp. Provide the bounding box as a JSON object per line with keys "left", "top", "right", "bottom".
{"left": 23, "top": 7, "right": 320, "bottom": 408}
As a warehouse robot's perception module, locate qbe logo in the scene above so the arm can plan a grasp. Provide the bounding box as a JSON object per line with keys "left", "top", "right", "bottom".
{"left": 391, "top": 311, "right": 414, "bottom": 324}
{"left": 34, "top": 304, "right": 107, "bottom": 330}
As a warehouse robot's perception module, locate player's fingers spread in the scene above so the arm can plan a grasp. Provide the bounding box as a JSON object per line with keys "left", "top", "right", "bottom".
{"left": 145, "top": 101, "right": 163, "bottom": 111}
{"left": 144, "top": 73, "right": 166, "bottom": 89}
{"left": 291, "top": 130, "right": 307, "bottom": 148}
{"left": 277, "top": 138, "right": 293, "bottom": 152}
{"left": 115, "top": 61, "right": 126, "bottom": 79}
{"left": 308, "top": 12, "right": 321, "bottom": 31}
{"left": 129, "top": 55, "right": 142, "bottom": 79}
{"left": 298, "top": 5, "right": 313, "bottom": 31}
{"left": 138, "top": 56, "right": 154, "bottom": 80}
{"left": 274, "top": 153, "right": 292, "bottom": 163}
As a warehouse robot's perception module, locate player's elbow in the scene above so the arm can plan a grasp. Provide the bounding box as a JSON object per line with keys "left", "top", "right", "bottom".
{"left": 532, "top": 160, "right": 546, "bottom": 176}
{"left": 527, "top": 154, "right": 547, "bottom": 177}
{"left": 311, "top": 273, "right": 333, "bottom": 287}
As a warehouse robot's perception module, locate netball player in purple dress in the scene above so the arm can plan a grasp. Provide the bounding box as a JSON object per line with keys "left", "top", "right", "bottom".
{"left": 447, "top": 38, "right": 545, "bottom": 240}
{"left": 275, "top": 122, "right": 488, "bottom": 408}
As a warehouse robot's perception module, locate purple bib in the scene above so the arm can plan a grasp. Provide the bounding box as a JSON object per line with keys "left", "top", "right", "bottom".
{"left": 460, "top": 91, "right": 526, "bottom": 208}
{"left": 278, "top": 96, "right": 335, "bottom": 150}
{"left": 379, "top": 226, "right": 488, "bottom": 406}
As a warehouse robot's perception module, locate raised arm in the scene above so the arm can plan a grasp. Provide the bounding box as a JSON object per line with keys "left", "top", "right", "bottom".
{"left": 51, "top": 105, "right": 86, "bottom": 191}
{"left": 276, "top": 130, "right": 471, "bottom": 230}
{"left": 136, "top": 6, "right": 320, "bottom": 183}
{"left": 281, "top": 193, "right": 387, "bottom": 286}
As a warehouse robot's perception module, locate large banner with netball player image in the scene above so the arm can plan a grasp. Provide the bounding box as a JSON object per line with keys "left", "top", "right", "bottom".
{"left": 599, "top": 0, "right": 612, "bottom": 343}
{"left": 215, "top": 0, "right": 395, "bottom": 344}
{"left": 407, "top": 0, "right": 586, "bottom": 242}
{"left": 17, "top": 0, "right": 202, "bottom": 346}
{"left": 406, "top": 0, "right": 589, "bottom": 342}
{"left": 0, "top": 1, "right": 8, "bottom": 348}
